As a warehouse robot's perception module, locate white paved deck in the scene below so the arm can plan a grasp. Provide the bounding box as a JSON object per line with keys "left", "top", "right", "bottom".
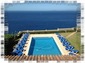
{"left": 22, "top": 33, "right": 70, "bottom": 55}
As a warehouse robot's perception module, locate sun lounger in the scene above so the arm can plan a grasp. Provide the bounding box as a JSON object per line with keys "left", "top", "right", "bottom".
{"left": 70, "top": 49, "right": 79, "bottom": 53}
{"left": 69, "top": 50, "right": 79, "bottom": 55}
{"left": 12, "top": 33, "right": 29, "bottom": 55}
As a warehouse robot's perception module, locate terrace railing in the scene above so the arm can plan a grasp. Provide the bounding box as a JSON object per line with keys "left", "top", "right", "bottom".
{"left": 4, "top": 55, "right": 80, "bottom": 61}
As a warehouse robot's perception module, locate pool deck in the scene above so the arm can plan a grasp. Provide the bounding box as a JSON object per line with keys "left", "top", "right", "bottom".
{"left": 23, "top": 33, "right": 69, "bottom": 55}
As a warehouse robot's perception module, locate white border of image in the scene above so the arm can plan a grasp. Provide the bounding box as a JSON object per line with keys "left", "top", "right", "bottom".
{"left": 0, "top": 0, "right": 85, "bottom": 63}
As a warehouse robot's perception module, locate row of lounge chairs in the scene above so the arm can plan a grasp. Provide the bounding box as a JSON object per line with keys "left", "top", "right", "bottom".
{"left": 12, "top": 33, "right": 29, "bottom": 56}
{"left": 57, "top": 33, "right": 79, "bottom": 55}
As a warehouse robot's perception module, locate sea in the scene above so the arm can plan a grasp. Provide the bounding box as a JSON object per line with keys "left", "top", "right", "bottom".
{"left": 5, "top": 11, "right": 80, "bottom": 34}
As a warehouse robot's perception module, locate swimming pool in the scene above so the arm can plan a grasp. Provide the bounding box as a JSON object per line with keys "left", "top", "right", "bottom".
{"left": 28, "top": 37, "right": 61, "bottom": 55}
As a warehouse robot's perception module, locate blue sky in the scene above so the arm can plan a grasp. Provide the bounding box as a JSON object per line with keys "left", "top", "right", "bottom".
{"left": 5, "top": 2, "right": 80, "bottom": 11}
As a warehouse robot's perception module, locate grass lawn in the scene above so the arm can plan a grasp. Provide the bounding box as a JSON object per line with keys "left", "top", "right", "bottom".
{"left": 5, "top": 34, "right": 14, "bottom": 39}
{"left": 60, "top": 32, "right": 72, "bottom": 37}
{"left": 60, "top": 32, "right": 81, "bottom": 54}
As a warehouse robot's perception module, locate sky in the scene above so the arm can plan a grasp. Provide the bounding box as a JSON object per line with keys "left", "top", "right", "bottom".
{"left": 5, "top": 2, "right": 80, "bottom": 11}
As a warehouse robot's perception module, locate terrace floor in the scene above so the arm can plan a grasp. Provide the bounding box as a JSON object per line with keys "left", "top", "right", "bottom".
{"left": 5, "top": 55, "right": 80, "bottom": 61}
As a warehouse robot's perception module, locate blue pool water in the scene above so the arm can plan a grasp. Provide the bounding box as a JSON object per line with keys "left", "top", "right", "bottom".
{"left": 28, "top": 37, "right": 61, "bottom": 55}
